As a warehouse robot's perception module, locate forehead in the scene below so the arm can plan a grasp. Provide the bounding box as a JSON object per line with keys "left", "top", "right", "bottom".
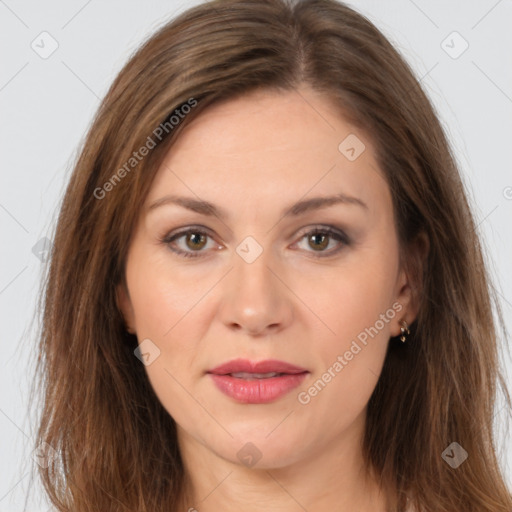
{"left": 146, "top": 87, "right": 390, "bottom": 219}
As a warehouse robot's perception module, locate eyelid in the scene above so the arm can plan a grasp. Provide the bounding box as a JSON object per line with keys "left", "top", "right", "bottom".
{"left": 162, "top": 224, "right": 215, "bottom": 241}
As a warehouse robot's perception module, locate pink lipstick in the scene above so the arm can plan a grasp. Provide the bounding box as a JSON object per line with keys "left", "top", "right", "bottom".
{"left": 207, "top": 358, "right": 309, "bottom": 404}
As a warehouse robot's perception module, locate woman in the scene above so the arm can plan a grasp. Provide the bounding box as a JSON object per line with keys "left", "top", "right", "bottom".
{"left": 31, "top": 0, "right": 512, "bottom": 510}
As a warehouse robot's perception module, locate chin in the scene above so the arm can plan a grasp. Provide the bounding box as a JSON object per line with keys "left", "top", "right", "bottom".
{"left": 218, "top": 433, "right": 306, "bottom": 470}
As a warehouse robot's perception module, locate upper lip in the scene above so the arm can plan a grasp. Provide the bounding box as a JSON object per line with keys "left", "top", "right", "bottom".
{"left": 208, "top": 358, "right": 308, "bottom": 375}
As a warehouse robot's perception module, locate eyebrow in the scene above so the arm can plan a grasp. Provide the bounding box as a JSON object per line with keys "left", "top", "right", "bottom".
{"left": 147, "top": 192, "right": 368, "bottom": 219}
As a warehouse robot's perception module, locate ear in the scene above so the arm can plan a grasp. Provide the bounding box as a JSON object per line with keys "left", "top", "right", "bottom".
{"left": 391, "top": 231, "right": 429, "bottom": 337}
{"left": 116, "top": 280, "right": 136, "bottom": 334}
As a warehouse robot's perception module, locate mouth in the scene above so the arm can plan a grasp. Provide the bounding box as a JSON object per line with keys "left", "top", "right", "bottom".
{"left": 208, "top": 358, "right": 308, "bottom": 376}
{"left": 226, "top": 371, "right": 296, "bottom": 380}
{"left": 207, "top": 359, "right": 309, "bottom": 404}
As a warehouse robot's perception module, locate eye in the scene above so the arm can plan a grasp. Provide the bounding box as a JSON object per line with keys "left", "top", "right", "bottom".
{"left": 160, "top": 225, "right": 350, "bottom": 259}
{"left": 293, "top": 226, "right": 350, "bottom": 257}
{"left": 161, "top": 227, "right": 218, "bottom": 258}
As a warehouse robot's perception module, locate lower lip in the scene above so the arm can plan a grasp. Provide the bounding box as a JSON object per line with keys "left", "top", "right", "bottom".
{"left": 208, "top": 373, "right": 308, "bottom": 404}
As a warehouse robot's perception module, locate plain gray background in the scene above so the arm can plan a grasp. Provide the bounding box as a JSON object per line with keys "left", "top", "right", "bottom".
{"left": 1, "top": 0, "right": 511, "bottom": 510}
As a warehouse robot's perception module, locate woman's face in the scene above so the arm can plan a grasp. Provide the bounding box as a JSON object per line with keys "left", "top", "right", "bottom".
{"left": 117, "top": 86, "right": 415, "bottom": 469}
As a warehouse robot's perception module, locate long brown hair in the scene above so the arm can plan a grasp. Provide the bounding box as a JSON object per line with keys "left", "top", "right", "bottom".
{"left": 30, "top": 0, "right": 512, "bottom": 510}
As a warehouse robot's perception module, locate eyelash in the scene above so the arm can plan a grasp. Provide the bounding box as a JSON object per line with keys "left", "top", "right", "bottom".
{"left": 160, "top": 225, "right": 350, "bottom": 259}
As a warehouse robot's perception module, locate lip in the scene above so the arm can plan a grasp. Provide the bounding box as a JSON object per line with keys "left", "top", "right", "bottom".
{"left": 208, "top": 358, "right": 308, "bottom": 375}
{"left": 207, "top": 358, "right": 309, "bottom": 404}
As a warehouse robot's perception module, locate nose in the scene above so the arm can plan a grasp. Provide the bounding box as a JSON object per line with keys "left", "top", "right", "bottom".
{"left": 219, "top": 247, "right": 294, "bottom": 337}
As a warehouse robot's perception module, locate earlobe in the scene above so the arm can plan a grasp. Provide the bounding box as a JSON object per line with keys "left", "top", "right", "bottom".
{"left": 116, "top": 282, "right": 136, "bottom": 334}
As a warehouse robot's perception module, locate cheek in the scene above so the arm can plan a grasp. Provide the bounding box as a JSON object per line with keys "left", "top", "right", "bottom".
{"left": 125, "top": 253, "right": 210, "bottom": 425}
{"left": 315, "top": 250, "right": 398, "bottom": 344}
{"left": 125, "top": 247, "right": 213, "bottom": 398}
{"left": 127, "top": 245, "right": 211, "bottom": 336}
{"left": 301, "top": 249, "right": 398, "bottom": 412}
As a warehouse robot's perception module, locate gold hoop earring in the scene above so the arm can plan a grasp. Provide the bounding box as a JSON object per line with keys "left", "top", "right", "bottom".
{"left": 399, "top": 320, "right": 410, "bottom": 343}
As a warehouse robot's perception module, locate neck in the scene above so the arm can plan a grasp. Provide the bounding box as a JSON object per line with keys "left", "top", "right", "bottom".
{"left": 175, "top": 411, "right": 391, "bottom": 512}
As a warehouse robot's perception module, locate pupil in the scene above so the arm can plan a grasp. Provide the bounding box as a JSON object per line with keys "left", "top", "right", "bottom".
{"left": 310, "top": 233, "right": 328, "bottom": 250}
{"left": 188, "top": 233, "right": 205, "bottom": 249}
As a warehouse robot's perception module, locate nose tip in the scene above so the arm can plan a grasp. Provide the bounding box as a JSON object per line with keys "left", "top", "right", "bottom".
{"left": 229, "top": 314, "right": 282, "bottom": 336}
{"left": 219, "top": 255, "right": 293, "bottom": 337}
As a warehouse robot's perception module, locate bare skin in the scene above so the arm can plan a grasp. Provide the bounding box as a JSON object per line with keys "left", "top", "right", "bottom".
{"left": 117, "top": 85, "right": 420, "bottom": 511}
